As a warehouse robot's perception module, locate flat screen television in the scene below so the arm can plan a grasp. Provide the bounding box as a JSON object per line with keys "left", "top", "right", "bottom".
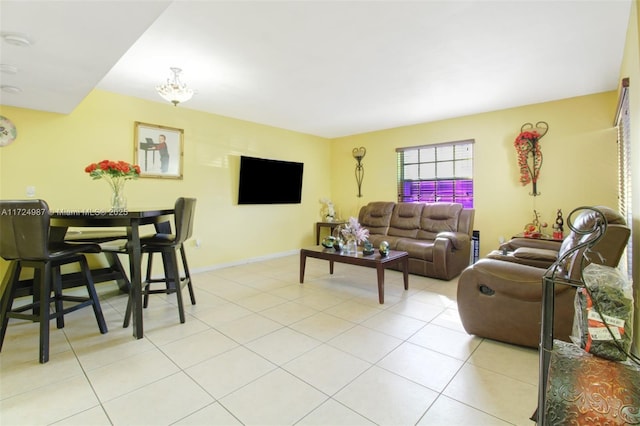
{"left": 238, "top": 156, "right": 304, "bottom": 204}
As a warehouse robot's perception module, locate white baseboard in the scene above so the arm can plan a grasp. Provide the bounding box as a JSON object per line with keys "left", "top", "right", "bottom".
{"left": 191, "top": 249, "right": 299, "bottom": 273}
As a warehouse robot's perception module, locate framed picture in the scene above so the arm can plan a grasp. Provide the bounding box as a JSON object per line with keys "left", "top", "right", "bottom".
{"left": 134, "top": 121, "right": 184, "bottom": 179}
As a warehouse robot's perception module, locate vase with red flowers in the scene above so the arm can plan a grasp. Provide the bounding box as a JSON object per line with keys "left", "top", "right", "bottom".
{"left": 85, "top": 160, "right": 140, "bottom": 210}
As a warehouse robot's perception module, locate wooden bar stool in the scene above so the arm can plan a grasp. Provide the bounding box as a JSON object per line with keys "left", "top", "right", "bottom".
{"left": 121, "top": 197, "right": 197, "bottom": 325}
{"left": 0, "top": 199, "right": 108, "bottom": 363}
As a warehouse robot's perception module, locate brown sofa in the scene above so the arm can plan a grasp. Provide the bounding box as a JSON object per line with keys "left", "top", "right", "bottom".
{"left": 456, "top": 206, "right": 630, "bottom": 348}
{"left": 358, "top": 201, "right": 475, "bottom": 280}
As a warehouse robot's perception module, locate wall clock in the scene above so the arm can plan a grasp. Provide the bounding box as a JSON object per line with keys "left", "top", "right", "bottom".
{"left": 0, "top": 115, "right": 17, "bottom": 147}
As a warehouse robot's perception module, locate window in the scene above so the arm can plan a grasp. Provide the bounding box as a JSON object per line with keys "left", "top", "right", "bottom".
{"left": 396, "top": 140, "right": 474, "bottom": 207}
{"left": 615, "top": 78, "right": 632, "bottom": 279}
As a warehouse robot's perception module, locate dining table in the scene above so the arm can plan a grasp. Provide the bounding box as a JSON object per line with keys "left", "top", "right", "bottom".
{"left": 50, "top": 207, "right": 174, "bottom": 339}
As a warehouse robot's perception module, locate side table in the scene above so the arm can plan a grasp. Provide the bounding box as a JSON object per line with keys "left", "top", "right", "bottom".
{"left": 315, "top": 221, "right": 346, "bottom": 245}
{"left": 512, "top": 232, "right": 563, "bottom": 242}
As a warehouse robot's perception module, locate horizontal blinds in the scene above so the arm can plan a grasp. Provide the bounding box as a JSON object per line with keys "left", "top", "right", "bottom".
{"left": 397, "top": 140, "right": 474, "bottom": 208}
{"left": 615, "top": 78, "right": 632, "bottom": 279}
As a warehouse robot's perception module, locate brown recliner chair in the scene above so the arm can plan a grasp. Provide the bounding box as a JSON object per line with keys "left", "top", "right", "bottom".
{"left": 456, "top": 206, "right": 630, "bottom": 348}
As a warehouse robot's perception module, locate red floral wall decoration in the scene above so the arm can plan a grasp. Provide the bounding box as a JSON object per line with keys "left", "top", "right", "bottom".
{"left": 514, "top": 121, "right": 548, "bottom": 196}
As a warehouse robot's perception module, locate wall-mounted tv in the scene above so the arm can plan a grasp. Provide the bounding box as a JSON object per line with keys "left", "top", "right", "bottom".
{"left": 238, "top": 155, "right": 304, "bottom": 204}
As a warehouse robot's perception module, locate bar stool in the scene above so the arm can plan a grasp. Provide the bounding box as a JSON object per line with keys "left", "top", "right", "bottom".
{"left": 0, "top": 199, "right": 108, "bottom": 363}
{"left": 120, "top": 197, "right": 197, "bottom": 325}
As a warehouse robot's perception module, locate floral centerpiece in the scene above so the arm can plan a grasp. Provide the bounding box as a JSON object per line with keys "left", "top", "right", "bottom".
{"left": 85, "top": 160, "right": 140, "bottom": 210}
{"left": 340, "top": 216, "right": 370, "bottom": 253}
{"left": 514, "top": 130, "right": 542, "bottom": 186}
{"left": 523, "top": 209, "right": 548, "bottom": 238}
{"left": 319, "top": 197, "right": 336, "bottom": 222}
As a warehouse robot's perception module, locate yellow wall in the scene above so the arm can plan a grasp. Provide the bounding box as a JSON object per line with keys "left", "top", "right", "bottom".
{"left": 330, "top": 92, "right": 619, "bottom": 258}
{"left": 0, "top": 90, "right": 330, "bottom": 274}
{"left": 0, "top": 87, "right": 621, "bottom": 269}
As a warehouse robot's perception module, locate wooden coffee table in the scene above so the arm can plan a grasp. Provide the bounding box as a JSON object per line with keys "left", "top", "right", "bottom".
{"left": 299, "top": 246, "right": 409, "bottom": 304}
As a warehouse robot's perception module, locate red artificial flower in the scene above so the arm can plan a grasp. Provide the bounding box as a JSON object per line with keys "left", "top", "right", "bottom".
{"left": 514, "top": 130, "right": 543, "bottom": 185}
{"left": 85, "top": 159, "right": 140, "bottom": 181}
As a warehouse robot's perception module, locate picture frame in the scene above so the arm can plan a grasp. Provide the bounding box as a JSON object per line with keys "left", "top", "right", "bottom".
{"left": 134, "top": 121, "right": 184, "bottom": 179}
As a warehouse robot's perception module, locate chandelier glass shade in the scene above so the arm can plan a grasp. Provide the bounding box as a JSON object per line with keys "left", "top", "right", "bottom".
{"left": 156, "top": 67, "right": 193, "bottom": 106}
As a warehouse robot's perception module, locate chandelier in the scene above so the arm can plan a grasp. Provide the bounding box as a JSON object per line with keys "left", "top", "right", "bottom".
{"left": 156, "top": 67, "right": 193, "bottom": 106}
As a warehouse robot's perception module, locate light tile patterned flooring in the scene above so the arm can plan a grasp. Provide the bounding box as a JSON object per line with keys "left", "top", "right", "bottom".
{"left": 0, "top": 254, "right": 539, "bottom": 425}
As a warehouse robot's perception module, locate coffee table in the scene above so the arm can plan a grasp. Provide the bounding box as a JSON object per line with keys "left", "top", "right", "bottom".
{"left": 299, "top": 246, "right": 409, "bottom": 304}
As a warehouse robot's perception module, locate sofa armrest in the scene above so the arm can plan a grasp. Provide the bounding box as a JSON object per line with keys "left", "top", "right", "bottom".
{"left": 431, "top": 232, "right": 472, "bottom": 280}
{"left": 436, "top": 231, "right": 470, "bottom": 250}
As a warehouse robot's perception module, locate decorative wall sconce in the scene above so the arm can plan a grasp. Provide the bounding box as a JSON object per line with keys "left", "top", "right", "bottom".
{"left": 352, "top": 147, "right": 366, "bottom": 197}
{"left": 514, "top": 121, "right": 548, "bottom": 196}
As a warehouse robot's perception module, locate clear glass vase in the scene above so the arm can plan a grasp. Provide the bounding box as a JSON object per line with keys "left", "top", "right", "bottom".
{"left": 345, "top": 239, "right": 357, "bottom": 254}
{"left": 109, "top": 180, "right": 127, "bottom": 211}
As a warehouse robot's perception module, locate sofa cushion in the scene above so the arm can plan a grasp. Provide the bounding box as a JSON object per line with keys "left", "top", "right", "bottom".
{"left": 395, "top": 239, "right": 434, "bottom": 261}
{"left": 388, "top": 203, "right": 423, "bottom": 238}
{"left": 359, "top": 202, "right": 395, "bottom": 235}
{"left": 514, "top": 247, "right": 558, "bottom": 262}
{"left": 486, "top": 249, "right": 556, "bottom": 269}
{"left": 417, "top": 203, "right": 462, "bottom": 240}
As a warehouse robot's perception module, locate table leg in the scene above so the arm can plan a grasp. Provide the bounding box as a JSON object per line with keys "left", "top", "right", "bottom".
{"left": 402, "top": 258, "right": 409, "bottom": 290}
{"left": 38, "top": 265, "right": 50, "bottom": 363}
{"left": 376, "top": 264, "right": 385, "bottom": 304}
{"left": 537, "top": 276, "right": 556, "bottom": 425}
{"left": 329, "top": 260, "right": 334, "bottom": 275}
{"left": 299, "top": 251, "right": 306, "bottom": 284}
{"left": 126, "top": 221, "right": 144, "bottom": 339}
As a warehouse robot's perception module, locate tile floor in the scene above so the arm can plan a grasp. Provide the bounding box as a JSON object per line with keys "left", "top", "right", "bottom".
{"left": 0, "top": 254, "right": 540, "bottom": 425}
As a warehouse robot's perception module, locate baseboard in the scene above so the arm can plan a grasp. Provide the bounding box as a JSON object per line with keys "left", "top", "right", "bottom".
{"left": 191, "top": 249, "right": 299, "bottom": 273}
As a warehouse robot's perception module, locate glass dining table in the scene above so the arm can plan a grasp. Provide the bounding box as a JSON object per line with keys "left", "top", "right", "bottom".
{"left": 50, "top": 207, "right": 174, "bottom": 339}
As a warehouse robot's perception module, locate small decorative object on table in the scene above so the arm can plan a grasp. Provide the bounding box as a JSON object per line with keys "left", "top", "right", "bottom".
{"left": 85, "top": 159, "right": 140, "bottom": 211}
{"left": 552, "top": 209, "right": 564, "bottom": 240}
{"left": 341, "top": 216, "right": 370, "bottom": 254}
{"left": 333, "top": 238, "right": 344, "bottom": 252}
{"left": 523, "top": 209, "right": 547, "bottom": 238}
{"left": 321, "top": 236, "right": 336, "bottom": 249}
{"left": 379, "top": 241, "right": 390, "bottom": 257}
{"left": 363, "top": 240, "right": 375, "bottom": 255}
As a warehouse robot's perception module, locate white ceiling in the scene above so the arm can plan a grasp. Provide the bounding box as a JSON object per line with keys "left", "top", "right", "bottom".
{"left": 0, "top": 1, "right": 632, "bottom": 138}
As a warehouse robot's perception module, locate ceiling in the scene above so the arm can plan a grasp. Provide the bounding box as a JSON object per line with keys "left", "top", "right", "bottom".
{"left": 0, "top": 1, "right": 632, "bottom": 138}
